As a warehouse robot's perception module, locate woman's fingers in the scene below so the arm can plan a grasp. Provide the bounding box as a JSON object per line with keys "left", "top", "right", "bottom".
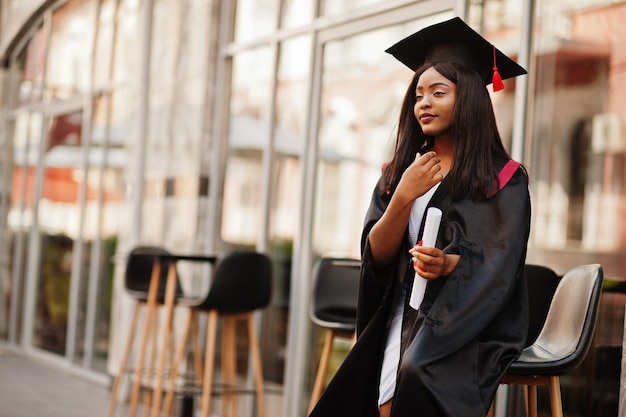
{"left": 410, "top": 247, "right": 444, "bottom": 278}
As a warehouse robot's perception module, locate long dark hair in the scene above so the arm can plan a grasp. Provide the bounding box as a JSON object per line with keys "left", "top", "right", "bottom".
{"left": 380, "top": 61, "right": 511, "bottom": 200}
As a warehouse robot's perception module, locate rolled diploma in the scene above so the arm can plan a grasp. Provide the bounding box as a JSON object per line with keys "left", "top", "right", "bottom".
{"left": 409, "top": 207, "right": 442, "bottom": 310}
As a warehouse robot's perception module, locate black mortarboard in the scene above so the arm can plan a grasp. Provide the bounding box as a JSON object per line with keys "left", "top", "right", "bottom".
{"left": 385, "top": 17, "right": 527, "bottom": 91}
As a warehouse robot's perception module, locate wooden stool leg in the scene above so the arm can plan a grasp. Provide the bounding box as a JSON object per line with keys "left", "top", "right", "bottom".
{"left": 308, "top": 329, "right": 335, "bottom": 414}
{"left": 129, "top": 260, "right": 162, "bottom": 417}
{"left": 108, "top": 302, "right": 141, "bottom": 417}
{"left": 142, "top": 303, "right": 160, "bottom": 417}
{"left": 487, "top": 400, "right": 494, "bottom": 417}
{"left": 527, "top": 384, "right": 538, "bottom": 417}
{"left": 247, "top": 314, "right": 267, "bottom": 417}
{"left": 163, "top": 310, "right": 195, "bottom": 416}
{"left": 200, "top": 311, "right": 218, "bottom": 417}
{"left": 548, "top": 376, "right": 563, "bottom": 417}
{"left": 151, "top": 263, "right": 179, "bottom": 417}
{"left": 222, "top": 316, "right": 237, "bottom": 417}
{"left": 191, "top": 313, "right": 203, "bottom": 381}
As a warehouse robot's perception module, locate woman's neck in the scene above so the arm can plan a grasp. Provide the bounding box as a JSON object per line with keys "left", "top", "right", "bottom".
{"left": 432, "top": 134, "right": 454, "bottom": 176}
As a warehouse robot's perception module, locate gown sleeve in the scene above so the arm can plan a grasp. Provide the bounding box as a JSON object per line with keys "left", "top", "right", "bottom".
{"left": 357, "top": 180, "right": 395, "bottom": 335}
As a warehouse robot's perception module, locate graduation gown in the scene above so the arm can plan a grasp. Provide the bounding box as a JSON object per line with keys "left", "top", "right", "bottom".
{"left": 308, "top": 164, "right": 530, "bottom": 417}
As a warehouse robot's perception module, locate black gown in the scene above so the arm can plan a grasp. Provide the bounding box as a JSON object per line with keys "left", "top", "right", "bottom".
{"left": 308, "top": 163, "right": 530, "bottom": 417}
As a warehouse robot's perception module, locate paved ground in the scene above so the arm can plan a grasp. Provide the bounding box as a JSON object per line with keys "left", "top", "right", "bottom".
{"left": 0, "top": 345, "right": 283, "bottom": 417}
{"left": 0, "top": 345, "right": 123, "bottom": 417}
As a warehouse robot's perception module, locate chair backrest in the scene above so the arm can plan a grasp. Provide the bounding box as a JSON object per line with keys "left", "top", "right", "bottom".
{"left": 125, "top": 246, "right": 181, "bottom": 301}
{"left": 310, "top": 258, "right": 361, "bottom": 331}
{"left": 522, "top": 263, "right": 603, "bottom": 374}
{"left": 201, "top": 251, "right": 272, "bottom": 314}
{"left": 524, "top": 264, "right": 561, "bottom": 347}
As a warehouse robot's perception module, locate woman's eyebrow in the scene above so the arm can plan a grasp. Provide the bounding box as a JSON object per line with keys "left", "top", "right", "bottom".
{"left": 415, "top": 82, "right": 450, "bottom": 91}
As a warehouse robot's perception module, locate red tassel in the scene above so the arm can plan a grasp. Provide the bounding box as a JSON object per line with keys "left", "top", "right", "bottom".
{"left": 492, "top": 46, "right": 505, "bottom": 92}
{"left": 492, "top": 67, "right": 504, "bottom": 91}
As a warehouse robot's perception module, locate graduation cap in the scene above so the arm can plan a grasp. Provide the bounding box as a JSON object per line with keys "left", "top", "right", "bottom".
{"left": 385, "top": 17, "right": 526, "bottom": 91}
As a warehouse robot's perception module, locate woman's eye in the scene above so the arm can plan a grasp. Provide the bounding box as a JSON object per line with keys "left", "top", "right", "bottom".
{"left": 434, "top": 91, "right": 445, "bottom": 96}
{"left": 415, "top": 95, "right": 423, "bottom": 101}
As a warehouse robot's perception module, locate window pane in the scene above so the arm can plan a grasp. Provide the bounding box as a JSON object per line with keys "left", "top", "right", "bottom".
{"left": 320, "top": 0, "right": 390, "bottom": 18}
{"left": 275, "top": 37, "right": 310, "bottom": 156}
{"left": 259, "top": 36, "right": 310, "bottom": 396}
{"left": 222, "top": 47, "right": 273, "bottom": 245}
{"left": 281, "top": 0, "right": 313, "bottom": 28}
{"left": 529, "top": 2, "right": 622, "bottom": 256}
{"left": 72, "top": 94, "right": 125, "bottom": 371}
{"left": 5, "top": 112, "right": 43, "bottom": 343}
{"left": 313, "top": 14, "right": 452, "bottom": 257}
{"left": 112, "top": 0, "right": 140, "bottom": 83}
{"left": 45, "top": 0, "right": 97, "bottom": 99}
{"left": 481, "top": 0, "right": 625, "bottom": 415}
{"left": 230, "top": 48, "right": 274, "bottom": 146}
{"left": 234, "top": 0, "right": 278, "bottom": 42}
{"left": 93, "top": 0, "right": 116, "bottom": 87}
{"left": 16, "top": 26, "right": 47, "bottom": 105}
{"left": 33, "top": 110, "right": 84, "bottom": 355}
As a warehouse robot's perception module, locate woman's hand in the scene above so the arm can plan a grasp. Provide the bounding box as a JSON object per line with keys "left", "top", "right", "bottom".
{"left": 368, "top": 151, "right": 443, "bottom": 266}
{"left": 395, "top": 151, "right": 443, "bottom": 205}
{"left": 409, "top": 245, "right": 459, "bottom": 280}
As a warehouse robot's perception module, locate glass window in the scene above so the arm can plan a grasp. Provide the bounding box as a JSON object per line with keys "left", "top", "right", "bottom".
{"left": 32, "top": 110, "right": 84, "bottom": 355}
{"left": 281, "top": 0, "right": 313, "bottom": 28}
{"left": 45, "top": 0, "right": 97, "bottom": 100}
{"left": 93, "top": 0, "right": 115, "bottom": 87}
{"left": 2, "top": 0, "right": 135, "bottom": 369}
{"left": 221, "top": 47, "right": 273, "bottom": 245}
{"left": 313, "top": 15, "right": 455, "bottom": 258}
{"left": 112, "top": 0, "right": 140, "bottom": 84}
{"left": 525, "top": 2, "right": 624, "bottom": 415}
{"left": 274, "top": 37, "right": 310, "bottom": 156}
{"left": 529, "top": 1, "right": 622, "bottom": 255}
{"left": 466, "top": 1, "right": 626, "bottom": 416}
{"left": 234, "top": 0, "right": 279, "bottom": 42}
{"left": 73, "top": 92, "right": 125, "bottom": 371}
{"left": 151, "top": 0, "right": 211, "bottom": 174}
{"left": 16, "top": 26, "right": 47, "bottom": 106}
{"left": 259, "top": 36, "right": 311, "bottom": 396}
{"left": 5, "top": 112, "right": 43, "bottom": 343}
{"left": 320, "top": 0, "right": 390, "bottom": 18}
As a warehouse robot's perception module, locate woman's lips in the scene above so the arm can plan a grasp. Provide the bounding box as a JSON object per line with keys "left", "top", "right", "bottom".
{"left": 420, "top": 113, "right": 435, "bottom": 123}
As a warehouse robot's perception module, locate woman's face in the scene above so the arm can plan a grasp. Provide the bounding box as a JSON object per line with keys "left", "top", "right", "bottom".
{"left": 414, "top": 67, "right": 457, "bottom": 138}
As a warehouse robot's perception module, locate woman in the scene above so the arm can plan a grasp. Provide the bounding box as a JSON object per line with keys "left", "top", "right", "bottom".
{"left": 309, "top": 17, "right": 531, "bottom": 417}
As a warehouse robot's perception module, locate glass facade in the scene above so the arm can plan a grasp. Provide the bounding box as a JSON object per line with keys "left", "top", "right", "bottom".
{"left": 525, "top": 2, "right": 626, "bottom": 415}
{"left": 0, "top": 0, "right": 133, "bottom": 375}
{"left": 0, "top": 0, "right": 624, "bottom": 416}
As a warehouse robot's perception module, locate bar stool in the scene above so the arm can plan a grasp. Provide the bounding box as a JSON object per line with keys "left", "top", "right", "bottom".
{"left": 308, "top": 257, "right": 361, "bottom": 413}
{"left": 489, "top": 264, "right": 603, "bottom": 417}
{"left": 108, "top": 246, "right": 184, "bottom": 417}
{"left": 161, "top": 250, "right": 272, "bottom": 417}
